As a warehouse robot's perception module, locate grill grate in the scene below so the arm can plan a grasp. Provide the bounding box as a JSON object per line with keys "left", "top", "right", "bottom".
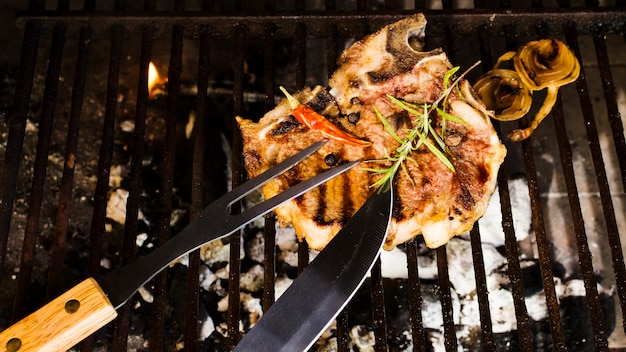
{"left": 0, "top": 1, "right": 625, "bottom": 351}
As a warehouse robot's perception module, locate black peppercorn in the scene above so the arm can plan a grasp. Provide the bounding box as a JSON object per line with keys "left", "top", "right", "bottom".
{"left": 347, "top": 112, "right": 360, "bottom": 124}
{"left": 324, "top": 153, "right": 338, "bottom": 166}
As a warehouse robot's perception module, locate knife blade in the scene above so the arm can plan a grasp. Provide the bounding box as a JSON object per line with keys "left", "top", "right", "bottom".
{"left": 0, "top": 140, "right": 359, "bottom": 352}
{"left": 233, "top": 188, "right": 393, "bottom": 352}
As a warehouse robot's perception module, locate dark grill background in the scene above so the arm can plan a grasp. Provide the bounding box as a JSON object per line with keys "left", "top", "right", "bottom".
{"left": 0, "top": 0, "right": 625, "bottom": 351}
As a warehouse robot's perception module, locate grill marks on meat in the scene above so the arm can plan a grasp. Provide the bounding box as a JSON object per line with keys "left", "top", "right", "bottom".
{"left": 236, "top": 14, "right": 506, "bottom": 250}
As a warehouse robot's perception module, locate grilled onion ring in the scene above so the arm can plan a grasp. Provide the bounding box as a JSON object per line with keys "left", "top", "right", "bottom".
{"left": 492, "top": 39, "right": 580, "bottom": 141}
{"left": 473, "top": 69, "right": 533, "bottom": 122}
{"left": 508, "top": 38, "right": 580, "bottom": 90}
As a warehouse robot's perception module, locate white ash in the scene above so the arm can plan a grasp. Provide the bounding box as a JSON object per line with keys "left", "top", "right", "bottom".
{"left": 380, "top": 247, "right": 409, "bottom": 279}
{"left": 109, "top": 164, "right": 127, "bottom": 188}
{"left": 201, "top": 242, "right": 238, "bottom": 265}
{"left": 106, "top": 188, "right": 131, "bottom": 224}
{"left": 240, "top": 264, "right": 264, "bottom": 292}
{"left": 135, "top": 232, "right": 148, "bottom": 247}
{"left": 420, "top": 283, "right": 462, "bottom": 329}
{"left": 278, "top": 249, "right": 299, "bottom": 268}
{"left": 217, "top": 295, "right": 229, "bottom": 313}
{"left": 170, "top": 208, "right": 187, "bottom": 227}
{"left": 275, "top": 226, "right": 300, "bottom": 267}
{"left": 350, "top": 325, "right": 376, "bottom": 351}
{"left": 137, "top": 285, "right": 154, "bottom": 304}
{"left": 312, "top": 337, "right": 338, "bottom": 352}
{"left": 119, "top": 119, "right": 135, "bottom": 132}
{"left": 199, "top": 241, "right": 229, "bottom": 264}
{"left": 246, "top": 232, "right": 265, "bottom": 263}
{"left": 214, "top": 264, "right": 230, "bottom": 280}
{"left": 487, "top": 288, "right": 517, "bottom": 333}
{"left": 105, "top": 188, "right": 146, "bottom": 225}
{"left": 198, "top": 265, "right": 217, "bottom": 291}
{"left": 242, "top": 293, "right": 263, "bottom": 326}
{"left": 100, "top": 257, "right": 112, "bottom": 270}
{"left": 199, "top": 314, "right": 215, "bottom": 340}
{"left": 275, "top": 225, "right": 299, "bottom": 252}
{"left": 274, "top": 275, "right": 293, "bottom": 299}
{"left": 474, "top": 177, "right": 532, "bottom": 246}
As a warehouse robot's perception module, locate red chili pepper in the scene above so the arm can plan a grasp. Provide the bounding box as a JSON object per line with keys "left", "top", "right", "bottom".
{"left": 280, "top": 86, "right": 371, "bottom": 147}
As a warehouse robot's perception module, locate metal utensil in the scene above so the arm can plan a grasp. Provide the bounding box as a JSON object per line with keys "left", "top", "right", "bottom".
{"left": 233, "top": 188, "right": 393, "bottom": 352}
{"left": 0, "top": 139, "right": 358, "bottom": 352}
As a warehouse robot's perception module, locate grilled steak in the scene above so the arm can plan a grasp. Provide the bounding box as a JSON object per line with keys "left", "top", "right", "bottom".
{"left": 237, "top": 14, "right": 506, "bottom": 250}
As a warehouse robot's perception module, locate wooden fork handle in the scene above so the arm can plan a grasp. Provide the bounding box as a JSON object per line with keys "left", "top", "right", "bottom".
{"left": 0, "top": 278, "right": 117, "bottom": 352}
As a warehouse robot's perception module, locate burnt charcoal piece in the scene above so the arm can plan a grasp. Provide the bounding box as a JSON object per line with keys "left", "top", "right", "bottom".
{"left": 560, "top": 293, "right": 616, "bottom": 351}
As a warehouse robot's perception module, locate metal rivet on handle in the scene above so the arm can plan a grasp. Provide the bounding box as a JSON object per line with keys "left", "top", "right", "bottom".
{"left": 64, "top": 299, "right": 80, "bottom": 314}
{"left": 6, "top": 337, "right": 21, "bottom": 352}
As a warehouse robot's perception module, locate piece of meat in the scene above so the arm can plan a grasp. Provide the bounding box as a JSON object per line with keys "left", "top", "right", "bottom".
{"left": 236, "top": 14, "right": 506, "bottom": 250}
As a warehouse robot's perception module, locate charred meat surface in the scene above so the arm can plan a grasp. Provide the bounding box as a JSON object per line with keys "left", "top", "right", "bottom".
{"left": 237, "top": 14, "right": 506, "bottom": 250}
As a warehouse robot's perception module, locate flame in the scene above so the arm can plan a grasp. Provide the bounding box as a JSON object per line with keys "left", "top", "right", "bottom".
{"left": 148, "top": 61, "right": 166, "bottom": 98}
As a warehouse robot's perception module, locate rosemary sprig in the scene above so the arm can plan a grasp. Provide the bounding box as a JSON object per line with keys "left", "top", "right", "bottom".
{"left": 364, "top": 62, "right": 480, "bottom": 192}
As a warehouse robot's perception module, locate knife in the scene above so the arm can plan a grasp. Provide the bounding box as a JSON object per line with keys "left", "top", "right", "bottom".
{"left": 0, "top": 140, "right": 360, "bottom": 352}
{"left": 233, "top": 188, "right": 393, "bottom": 352}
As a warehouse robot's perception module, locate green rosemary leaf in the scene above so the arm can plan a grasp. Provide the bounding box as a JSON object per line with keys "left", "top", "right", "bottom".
{"left": 400, "top": 162, "right": 416, "bottom": 187}
{"left": 361, "top": 167, "right": 390, "bottom": 174}
{"left": 436, "top": 106, "right": 467, "bottom": 124}
{"left": 365, "top": 62, "right": 480, "bottom": 189}
{"left": 428, "top": 123, "right": 448, "bottom": 151}
{"left": 387, "top": 95, "right": 425, "bottom": 117}
{"left": 423, "top": 138, "right": 455, "bottom": 172}
{"left": 443, "top": 66, "right": 460, "bottom": 90}
{"left": 374, "top": 107, "right": 403, "bottom": 144}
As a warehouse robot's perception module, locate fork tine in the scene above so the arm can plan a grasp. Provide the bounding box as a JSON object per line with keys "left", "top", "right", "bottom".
{"left": 233, "top": 159, "right": 360, "bottom": 226}
{"left": 224, "top": 139, "right": 329, "bottom": 207}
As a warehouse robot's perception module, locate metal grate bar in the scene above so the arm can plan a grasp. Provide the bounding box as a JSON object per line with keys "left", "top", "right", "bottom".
{"left": 436, "top": 246, "right": 458, "bottom": 351}
{"left": 294, "top": 20, "right": 310, "bottom": 278}
{"left": 477, "top": 24, "right": 534, "bottom": 351}
{"left": 469, "top": 225, "right": 496, "bottom": 352}
{"left": 551, "top": 85, "right": 608, "bottom": 349}
{"left": 46, "top": 24, "right": 92, "bottom": 301}
{"left": 518, "top": 95, "right": 567, "bottom": 350}
{"left": 12, "top": 22, "right": 65, "bottom": 322}
{"left": 592, "top": 26, "right": 626, "bottom": 193}
{"left": 86, "top": 24, "right": 125, "bottom": 278}
{"left": 566, "top": 23, "right": 626, "bottom": 335}
{"left": 547, "top": 19, "right": 609, "bottom": 350}
{"left": 495, "top": 134, "right": 535, "bottom": 352}
{"left": 0, "top": 20, "right": 40, "bottom": 285}
{"left": 406, "top": 239, "right": 426, "bottom": 350}
{"left": 79, "top": 22, "right": 125, "bottom": 352}
{"left": 113, "top": 22, "right": 154, "bottom": 351}
{"left": 504, "top": 23, "right": 568, "bottom": 350}
{"left": 184, "top": 20, "right": 212, "bottom": 352}
{"left": 336, "top": 307, "right": 350, "bottom": 352}
{"left": 15, "top": 8, "right": 626, "bottom": 39}
{"left": 227, "top": 23, "right": 247, "bottom": 350}
{"left": 150, "top": 23, "right": 185, "bottom": 351}
{"left": 262, "top": 22, "right": 277, "bottom": 313}
{"left": 370, "top": 258, "right": 388, "bottom": 352}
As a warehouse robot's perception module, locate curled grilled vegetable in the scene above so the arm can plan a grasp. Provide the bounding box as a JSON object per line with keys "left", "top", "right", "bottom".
{"left": 474, "top": 39, "right": 580, "bottom": 141}
{"left": 279, "top": 86, "right": 372, "bottom": 147}
{"left": 473, "top": 69, "right": 533, "bottom": 122}
{"left": 477, "top": 38, "right": 580, "bottom": 141}
{"left": 497, "top": 39, "right": 580, "bottom": 90}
